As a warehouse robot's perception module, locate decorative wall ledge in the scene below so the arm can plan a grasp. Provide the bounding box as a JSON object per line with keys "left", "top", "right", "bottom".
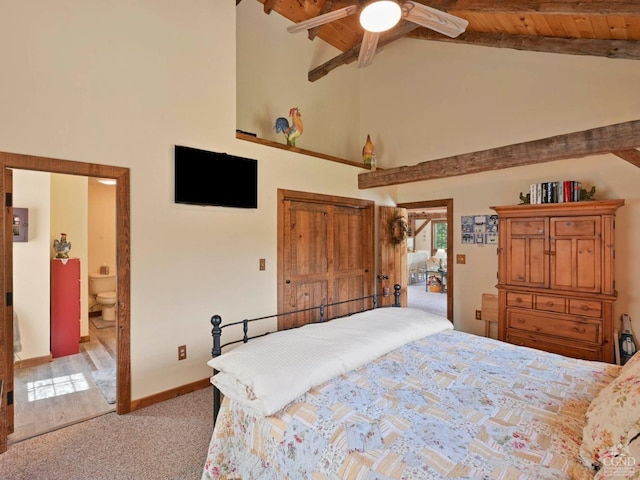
{"left": 236, "top": 131, "right": 371, "bottom": 170}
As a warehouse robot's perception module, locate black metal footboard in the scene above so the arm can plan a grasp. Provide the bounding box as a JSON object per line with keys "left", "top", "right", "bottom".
{"left": 209, "top": 284, "right": 402, "bottom": 425}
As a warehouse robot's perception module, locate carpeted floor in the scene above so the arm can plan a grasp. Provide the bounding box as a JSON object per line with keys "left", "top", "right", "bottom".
{"left": 0, "top": 387, "right": 214, "bottom": 480}
{"left": 407, "top": 281, "right": 447, "bottom": 317}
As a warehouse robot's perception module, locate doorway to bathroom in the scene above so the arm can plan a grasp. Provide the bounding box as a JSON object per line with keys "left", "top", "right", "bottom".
{"left": 12, "top": 173, "right": 118, "bottom": 443}
{"left": 0, "top": 152, "right": 131, "bottom": 451}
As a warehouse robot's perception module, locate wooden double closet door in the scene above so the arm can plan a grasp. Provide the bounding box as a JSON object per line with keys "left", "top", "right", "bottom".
{"left": 277, "top": 189, "right": 377, "bottom": 330}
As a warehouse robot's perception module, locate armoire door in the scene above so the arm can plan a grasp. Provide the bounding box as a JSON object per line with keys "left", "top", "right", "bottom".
{"left": 549, "top": 216, "right": 601, "bottom": 293}
{"left": 500, "top": 217, "right": 549, "bottom": 288}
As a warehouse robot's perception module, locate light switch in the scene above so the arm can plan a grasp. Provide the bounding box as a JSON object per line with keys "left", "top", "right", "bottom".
{"left": 456, "top": 254, "right": 466, "bottom": 264}
{"left": 259, "top": 258, "right": 266, "bottom": 271}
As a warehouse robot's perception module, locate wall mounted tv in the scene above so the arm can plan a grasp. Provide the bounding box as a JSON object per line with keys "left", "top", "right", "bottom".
{"left": 174, "top": 145, "right": 258, "bottom": 209}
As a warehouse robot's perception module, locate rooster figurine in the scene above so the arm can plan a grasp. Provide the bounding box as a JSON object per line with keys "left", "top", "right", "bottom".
{"left": 53, "top": 233, "right": 72, "bottom": 258}
{"left": 274, "top": 107, "right": 303, "bottom": 147}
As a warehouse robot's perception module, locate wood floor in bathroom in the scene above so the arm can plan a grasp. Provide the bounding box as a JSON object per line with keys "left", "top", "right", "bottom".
{"left": 9, "top": 319, "right": 116, "bottom": 444}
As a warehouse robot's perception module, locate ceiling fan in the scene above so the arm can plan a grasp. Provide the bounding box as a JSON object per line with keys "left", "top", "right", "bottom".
{"left": 287, "top": 1, "right": 469, "bottom": 68}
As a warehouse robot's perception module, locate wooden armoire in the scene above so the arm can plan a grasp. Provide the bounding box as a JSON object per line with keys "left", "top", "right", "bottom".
{"left": 492, "top": 199, "right": 624, "bottom": 363}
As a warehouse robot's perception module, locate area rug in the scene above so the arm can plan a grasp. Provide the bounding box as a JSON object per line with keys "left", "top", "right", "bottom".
{"left": 91, "top": 368, "right": 116, "bottom": 404}
{"left": 90, "top": 317, "right": 115, "bottom": 329}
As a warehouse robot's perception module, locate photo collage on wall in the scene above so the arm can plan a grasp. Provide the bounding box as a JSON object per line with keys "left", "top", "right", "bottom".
{"left": 461, "top": 214, "right": 498, "bottom": 245}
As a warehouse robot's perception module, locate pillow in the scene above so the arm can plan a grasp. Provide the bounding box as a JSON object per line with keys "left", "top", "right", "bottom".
{"left": 580, "top": 352, "right": 640, "bottom": 470}
{"left": 592, "top": 437, "right": 640, "bottom": 480}
{"left": 621, "top": 351, "right": 640, "bottom": 376}
{"left": 208, "top": 307, "right": 453, "bottom": 416}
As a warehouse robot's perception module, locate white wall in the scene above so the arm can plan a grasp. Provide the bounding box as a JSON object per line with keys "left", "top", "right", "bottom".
{"left": 359, "top": 39, "right": 640, "bottom": 168}
{"left": 3, "top": 1, "right": 638, "bottom": 402}
{"left": 50, "top": 175, "right": 89, "bottom": 337}
{"left": 413, "top": 220, "right": 431, "bottom": 253}
{"left": 236, "top": 4, "right": 640, "bottom": 339}
{"left": 236, "top": 1, "right": 362, "bottom": 161}
{"left": 1, "top": 1, "right": 392, "bottom": 400}
{"left": 12, "top": 170, "right": 51, "bottom": 360}
{"left": 397, "top": 158, "right": 638, "bottom": 337}
{"left": 88, "top": 182, "right": 116, "bottom": 314}
{"left": 357, "top": 40, "right": 640, "bottom": 336}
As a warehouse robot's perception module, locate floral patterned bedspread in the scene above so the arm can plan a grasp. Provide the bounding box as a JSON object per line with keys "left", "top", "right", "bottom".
{"left": 202, "top": 329, "right": 620, "bottom": 480}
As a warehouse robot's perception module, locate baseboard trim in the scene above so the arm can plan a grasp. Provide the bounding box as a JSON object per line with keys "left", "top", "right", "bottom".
{"left": 14, "top": 354, "right": 52, "bottom": 369}
{"left": 130, "top": 377, "right": 211, "bottom": 412}
{"left": 80, "top": 335, "right": 91, "bottom": 343}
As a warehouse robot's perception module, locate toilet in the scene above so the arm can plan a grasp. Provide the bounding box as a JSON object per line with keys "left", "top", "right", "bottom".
{"left": 89, "top": 273, "right": 117, "bottom": 321}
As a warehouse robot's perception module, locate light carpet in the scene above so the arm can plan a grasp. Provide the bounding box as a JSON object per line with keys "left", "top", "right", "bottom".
{"left": 92, "top": 367, "right": 116, "bottom": 404}
{"left": 0, "top": 387, "right": 213, "bottom": 480}
{"left": 407, "top": 281, "right": 447, "bottom": 317}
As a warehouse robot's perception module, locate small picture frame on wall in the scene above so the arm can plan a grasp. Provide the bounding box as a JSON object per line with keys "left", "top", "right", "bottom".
{"left": 13, "top": 208, "right": 29, "bottom": 242}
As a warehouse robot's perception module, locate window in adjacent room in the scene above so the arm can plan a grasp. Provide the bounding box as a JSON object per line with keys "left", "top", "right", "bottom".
{"left": 431, "top": 220, "right": 447, "bottom": 255}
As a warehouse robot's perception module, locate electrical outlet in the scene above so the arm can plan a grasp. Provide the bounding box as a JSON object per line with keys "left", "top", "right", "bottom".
{"left": 259, "top": 258, "right": 266, "bottom": 271}
{"left": 475, "top": 310, "right": 482, "bottom": 320}
{"left": 178, "top": 345, "right": 187, "bottom": 361}
{"left": 456, "top": 254, "right": 466, "bottom": 264}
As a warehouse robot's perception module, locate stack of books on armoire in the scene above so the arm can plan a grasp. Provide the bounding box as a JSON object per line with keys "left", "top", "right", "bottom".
{"left": 530, "top": 181, "right": 581, "bottom": 204}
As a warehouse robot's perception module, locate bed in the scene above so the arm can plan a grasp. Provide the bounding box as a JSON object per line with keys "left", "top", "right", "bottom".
{"left": 202, "top": 294, "right": 640, "bottom": 480}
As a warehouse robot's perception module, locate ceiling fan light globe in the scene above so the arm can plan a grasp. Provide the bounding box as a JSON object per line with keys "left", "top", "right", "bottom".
{"left": 360, "top": 1, "right": 402, "bottom": 32}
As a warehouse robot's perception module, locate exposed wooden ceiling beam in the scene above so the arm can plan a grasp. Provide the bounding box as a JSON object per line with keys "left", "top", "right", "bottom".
{"left": 308, "top": 1, "right": 335, "bottom": 41}
{"left": 309, "top": 22, "right": 419, "bottom": 82}
{"left": 358, "top": 120, "right": 640, "bottom": 189}
{"left": 613, "top": 149, "right": 640, "bottom": 167}
{"left": 409, "top": 213, "right": 447, "bottom": 220}
{"left": 408, "top": 30, "right": 640, "bottom": 60}
{"left": 409, "top": 213, "right": 446, "bottom": 236}
{"left": 309, "top": 26, "right": 640, "bottom": 82}
{"left": 425, "top": 1, "right": 640, "bottom": 16}
{"left": 263, "top": 0, "right": 276, "bottom": 14}
{"left": 296, "top": 0, "right": 640, "bottom": 81}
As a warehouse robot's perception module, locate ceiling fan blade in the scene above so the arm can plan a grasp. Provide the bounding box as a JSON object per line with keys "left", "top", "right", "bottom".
{"left": 357, "top": 30, "right": 380, "bottom": 68}
{"left": 287, "top": 5, "right": 358, "bottom": 34}
{"left": 401, "top": 1, "right": 468, "bottom": 38}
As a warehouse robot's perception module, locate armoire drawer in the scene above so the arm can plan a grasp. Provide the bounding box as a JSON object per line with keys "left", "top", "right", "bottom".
{"left": 506, "top": 332, "right": 602, "bottom": 361}
{"left": 568, "top": 299, "right": 603, "bottom": 318}
{"left": 534, "top": 295, "right": 566, "bottom": 314}
{"left": 506, "top": 292, "right": 533, "bottom": 308}
{"left": 506, "top": 309, "right": 601, "bottom": 344}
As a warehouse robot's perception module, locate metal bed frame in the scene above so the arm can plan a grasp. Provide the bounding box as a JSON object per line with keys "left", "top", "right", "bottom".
{"left": 209, "top": 285, "right": 402, "bottom": 424}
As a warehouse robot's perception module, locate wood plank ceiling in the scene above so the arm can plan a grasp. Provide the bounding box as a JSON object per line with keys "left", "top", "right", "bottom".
{"left": 253, "top": 0, "right": 640, "bottom": 81}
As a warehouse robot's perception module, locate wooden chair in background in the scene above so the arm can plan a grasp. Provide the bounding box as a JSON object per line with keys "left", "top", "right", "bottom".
{"left": 480, "top": 293, "right": 499, "bottom": 338}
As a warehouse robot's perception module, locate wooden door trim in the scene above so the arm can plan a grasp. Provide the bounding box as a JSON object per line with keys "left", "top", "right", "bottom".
{"left": 0, "top": 151, "right": 131, "bottom": 426}
{"left": 398, "top": 198, "right": 454, "bottom": 322}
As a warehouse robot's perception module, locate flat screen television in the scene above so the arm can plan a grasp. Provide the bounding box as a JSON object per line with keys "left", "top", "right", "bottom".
{"left": 174, "top": 145, "right": 258, "bottom": 208}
